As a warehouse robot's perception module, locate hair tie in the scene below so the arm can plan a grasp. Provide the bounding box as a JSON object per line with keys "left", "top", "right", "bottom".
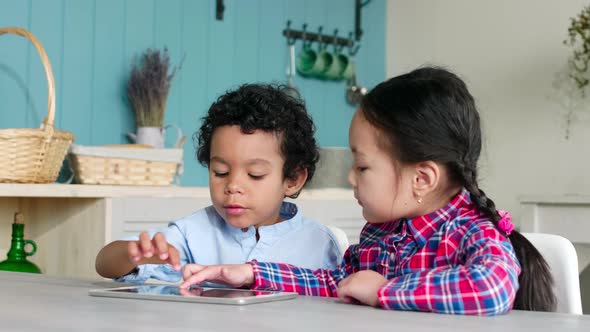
{"left": 497, "top": 210, "right": 514, "bottom": 235}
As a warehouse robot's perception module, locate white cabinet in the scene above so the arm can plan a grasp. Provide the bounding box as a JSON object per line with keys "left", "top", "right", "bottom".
{"left": 520, "top": 195, "right": 590, "bottom": 276}
{"left": 0, "top": 184, "right": 363, "bottom": 280}
{"left": 110, "top": 197, "right": 211, "bottom": 241}
{"left": 520, "top": 195, "right": 590, "bottom": 245}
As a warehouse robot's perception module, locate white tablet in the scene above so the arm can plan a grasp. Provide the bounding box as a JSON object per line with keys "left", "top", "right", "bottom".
{"left": 89, "top": 285, "right": 297, "bottom": 305}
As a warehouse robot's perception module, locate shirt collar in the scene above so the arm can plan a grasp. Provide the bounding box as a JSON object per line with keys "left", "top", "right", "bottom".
{"left": 224, "top": 201, "right": 302, "bottom": 239}
{"left": 405, "top": 188, "right": 472, "bottom": 248}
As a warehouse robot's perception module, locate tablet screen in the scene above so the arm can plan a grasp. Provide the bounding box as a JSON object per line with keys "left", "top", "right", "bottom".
{"left": 110, "top": 285, "right": 265, "bottom": 298}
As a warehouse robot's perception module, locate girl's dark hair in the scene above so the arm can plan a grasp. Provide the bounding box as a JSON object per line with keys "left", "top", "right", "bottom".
{"left": 360, "top": 66, "right": 556, "bottom": 312}
{"left": 194, "top": 83, "right": 319, "bottom": 198}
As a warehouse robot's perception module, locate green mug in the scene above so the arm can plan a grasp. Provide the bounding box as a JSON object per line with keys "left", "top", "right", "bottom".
{"left": 341, "top": 57, "right": 356, "bottom": 81}
{"left": 309, "top": 44, "right": 333, "bottom": 78}
{"left": 296, "top": 43, "right": 317, "bottom": 77}
{"left": 325, "top": 50, "right": 348, "bottom": 80}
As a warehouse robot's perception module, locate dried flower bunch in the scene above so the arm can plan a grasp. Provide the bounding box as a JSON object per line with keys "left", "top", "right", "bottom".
{"left": 564, "top": 5, "right": 590, "bottom": 92}
{"left": 127, "top": 48, "right": 179, "bottom": 127}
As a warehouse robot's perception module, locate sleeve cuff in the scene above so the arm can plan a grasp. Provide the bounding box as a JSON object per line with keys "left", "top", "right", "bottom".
{"left": 114, "top": 264, "right": 182, "bottom": 284}
{"left": 114, "top": 265, "right": 149, "bottom": 284}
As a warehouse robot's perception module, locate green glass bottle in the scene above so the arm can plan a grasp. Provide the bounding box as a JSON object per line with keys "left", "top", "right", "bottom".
{"left": 0, "top": 213, "right": 41, "bottom": 273}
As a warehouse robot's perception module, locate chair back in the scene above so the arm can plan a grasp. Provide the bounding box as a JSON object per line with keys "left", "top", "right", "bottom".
{"left": 522, "top": 233, "right": 582, "bottom": 314}
{"left": 327, "top": 225, "right": 350, "bottom": 255}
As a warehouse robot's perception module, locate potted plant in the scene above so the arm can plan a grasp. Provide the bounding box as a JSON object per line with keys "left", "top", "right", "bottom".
{"left": 553, "top": 6, "right": 590, "bottom": 139}
{"left": 564, "top": 5, "right": 590, "bottom": 93}
{"left": 126, "top": 48, "right": 180, "bottom": 148}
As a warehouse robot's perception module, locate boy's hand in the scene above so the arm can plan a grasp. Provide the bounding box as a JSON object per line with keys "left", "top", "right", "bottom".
{"left": 179, "top": 264, "right": 254, "bottom": 289}
{"left": 128, "top": 232, "right": 181, "bottom": 271}
{"left": 337, "top": 270, "right": 388, "bottom": 307}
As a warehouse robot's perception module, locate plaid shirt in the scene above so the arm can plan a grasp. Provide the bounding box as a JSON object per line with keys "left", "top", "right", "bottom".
{"left": 249, "top": 189, "right": 521, "bottom": 316}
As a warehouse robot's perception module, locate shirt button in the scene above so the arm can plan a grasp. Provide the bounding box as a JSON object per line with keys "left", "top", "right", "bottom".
{"left": 390, "top": 252, "right": 395, "bottom": 260}
{"left": 241, "top": 227, "right": 248, "bottom": 233}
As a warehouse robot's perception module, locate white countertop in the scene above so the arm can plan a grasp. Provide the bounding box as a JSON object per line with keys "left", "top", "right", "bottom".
{"left": 0, "top": 271, "right": 588, "bottom": 331}
{"left": 0, "top": 183, "right": 354, "bottom": 200}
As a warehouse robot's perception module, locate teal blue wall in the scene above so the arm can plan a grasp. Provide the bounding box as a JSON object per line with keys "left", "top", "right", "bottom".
{"left": 0, "top": 0, "right": 386, "bottom": 186}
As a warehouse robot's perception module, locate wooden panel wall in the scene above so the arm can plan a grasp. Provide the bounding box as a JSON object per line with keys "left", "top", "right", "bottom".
{"left": 0, "top": 0, "right": 386, "bottom": 185}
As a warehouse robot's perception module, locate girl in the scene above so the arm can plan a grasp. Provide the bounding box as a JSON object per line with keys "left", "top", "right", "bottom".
{"left": 180, "top": 67, "right": 556, "bottom": 315}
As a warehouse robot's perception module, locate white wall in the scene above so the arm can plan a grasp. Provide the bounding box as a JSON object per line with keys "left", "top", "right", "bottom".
{"left": 386, "top": 0, "right": 590, "bottom": 312}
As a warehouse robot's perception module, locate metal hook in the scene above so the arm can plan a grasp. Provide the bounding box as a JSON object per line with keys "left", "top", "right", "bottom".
{"left": 301, "top": 23, "right": 310, "bottom": 48}
{"left": 285, "top": 20, "right": 296, "bottom": 45}
{"left": 348, "top": 32, "right": 360, "bottom": 56}
{"left": 332, "top": 29, "right": 342, "bottom": 52}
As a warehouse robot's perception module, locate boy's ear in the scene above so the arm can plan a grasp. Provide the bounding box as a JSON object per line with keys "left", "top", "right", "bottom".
{"left": 284, "top": 167, "right": 308, "bottom": 197}
{"left": 412, "top": 161, "right": 439, "bottom": 198}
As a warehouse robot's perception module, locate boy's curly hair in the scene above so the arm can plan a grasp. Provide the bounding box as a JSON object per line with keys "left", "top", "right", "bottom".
{"left": 194, "top": 84, "right": 319, "bottom": 198}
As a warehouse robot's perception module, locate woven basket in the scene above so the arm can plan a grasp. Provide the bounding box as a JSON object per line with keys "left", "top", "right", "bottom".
{"left": 69, "top": 145, "right": 182, "bottom": 186}
{"left": 0, "top": 27, "right": 75, "bottom": 183}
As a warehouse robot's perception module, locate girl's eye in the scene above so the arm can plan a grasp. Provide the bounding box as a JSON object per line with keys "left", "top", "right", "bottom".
{"left": 249, "top": 174, "right": 265, "bottom": 180}
{"left": 213, "top": 171, "right": 228, "bottom": 177}
{"left": 356, "top": 166, "right": 368, "bottom": 172}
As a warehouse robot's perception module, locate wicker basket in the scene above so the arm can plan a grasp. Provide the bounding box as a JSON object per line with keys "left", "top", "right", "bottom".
{"left": 69, "top": 145, "right": 182, "bottom": 186}
{"left": 0, "top": 27, "right": 75, "bottom": 183}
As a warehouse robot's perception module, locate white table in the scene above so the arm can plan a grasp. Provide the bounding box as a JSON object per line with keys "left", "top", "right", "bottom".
{"left": 0, "top": 271, "right": 588, "bottom": 331}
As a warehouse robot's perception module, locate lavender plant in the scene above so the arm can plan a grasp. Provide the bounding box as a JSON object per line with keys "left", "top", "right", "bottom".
{"left": 126, "top": 48, "right": 180, "bottom": 127}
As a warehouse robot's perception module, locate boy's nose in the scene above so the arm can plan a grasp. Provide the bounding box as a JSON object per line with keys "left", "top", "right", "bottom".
{"left": 224, "top": 176, "right": 244, "bottom": 194}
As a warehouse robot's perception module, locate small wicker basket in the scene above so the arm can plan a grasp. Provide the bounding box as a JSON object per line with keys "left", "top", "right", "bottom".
{"left": 0, "top": 27, "right": 75, "bottom": 183}
{"left": 69, "top": 145, "right": 183, "bottom": 186}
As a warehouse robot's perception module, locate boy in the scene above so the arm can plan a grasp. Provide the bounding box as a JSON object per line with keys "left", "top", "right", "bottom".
{"left": 95, "top": 84, "right": 342, "bottom": 283}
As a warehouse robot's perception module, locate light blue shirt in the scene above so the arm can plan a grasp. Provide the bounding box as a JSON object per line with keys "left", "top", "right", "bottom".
{"left": 117, "top": 201, "right": 342, "bottom": 283}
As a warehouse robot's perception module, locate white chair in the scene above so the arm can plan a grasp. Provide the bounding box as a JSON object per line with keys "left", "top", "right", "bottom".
{"left": 522, "top": 232, "right": 583, "bottom": 314}
{"left": 327, "top": 225, "right": 350, "bottom": 254}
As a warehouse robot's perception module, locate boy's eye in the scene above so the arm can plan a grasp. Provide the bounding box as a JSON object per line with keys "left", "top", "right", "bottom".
{"left": 249, "top": 174, "right": 265, "bottom": 180}
{"left": 213, "top": 171, "right": 228, "bottom": 177}
{"left": 356, "top": 166, "right": 368, "bottom": 172}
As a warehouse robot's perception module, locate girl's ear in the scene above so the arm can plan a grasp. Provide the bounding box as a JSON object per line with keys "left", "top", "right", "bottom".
{"left": 284, "top": 168, "right": 309, "bottom": 197}
{"left": 412, "top": 161, "right": 440, "bottom": 198}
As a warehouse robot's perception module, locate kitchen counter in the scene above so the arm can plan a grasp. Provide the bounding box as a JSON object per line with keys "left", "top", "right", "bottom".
{"left": 0, "top": 184, "right": 361, "bottom": 280}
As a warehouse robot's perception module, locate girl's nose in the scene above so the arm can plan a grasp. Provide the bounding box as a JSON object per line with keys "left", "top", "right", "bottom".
{"left": 347, "top": 168, "right": 356, "bottom": 187}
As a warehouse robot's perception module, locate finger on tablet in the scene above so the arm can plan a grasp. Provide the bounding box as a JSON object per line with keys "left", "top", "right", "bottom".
{"left": 182, "top": 264, "right": 207, "bottom": 280}
{"left": 180, "top": 266, "right": 218, "bottom": 289}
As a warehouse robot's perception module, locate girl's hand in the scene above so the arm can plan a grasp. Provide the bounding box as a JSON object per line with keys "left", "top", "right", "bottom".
{"left": 127, "top": 231, "right": 181, "bottom": 271}
{"left": 180, "top": 264, "right": 254, "bottom": 289}
{"left": 337, "top": 270, "right": 388, "bottom": 307}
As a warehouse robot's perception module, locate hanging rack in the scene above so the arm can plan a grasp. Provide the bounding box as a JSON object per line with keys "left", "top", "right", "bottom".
{"left": 282, "top": 0, "right": 371, "bottom": 51}
{"left": 283, "top": 21, "right": 354, "bottom": 48}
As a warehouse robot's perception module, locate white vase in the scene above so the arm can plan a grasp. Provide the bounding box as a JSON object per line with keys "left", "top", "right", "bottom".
{"left": 127, "top": 127, "right": 165, "bottom": 148}
{"left": 127, "top": 125, "right": 183, "bottom": 149}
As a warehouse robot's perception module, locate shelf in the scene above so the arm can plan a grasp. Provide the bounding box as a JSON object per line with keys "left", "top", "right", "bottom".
{"left": 519, "top": 194, "right": 590, "bottom": 205}
{"left": 0, "top": 183, "right": 209, "bottom": 198}
{"left": 0, "top": 183, "right": 354, "bottom": 200}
